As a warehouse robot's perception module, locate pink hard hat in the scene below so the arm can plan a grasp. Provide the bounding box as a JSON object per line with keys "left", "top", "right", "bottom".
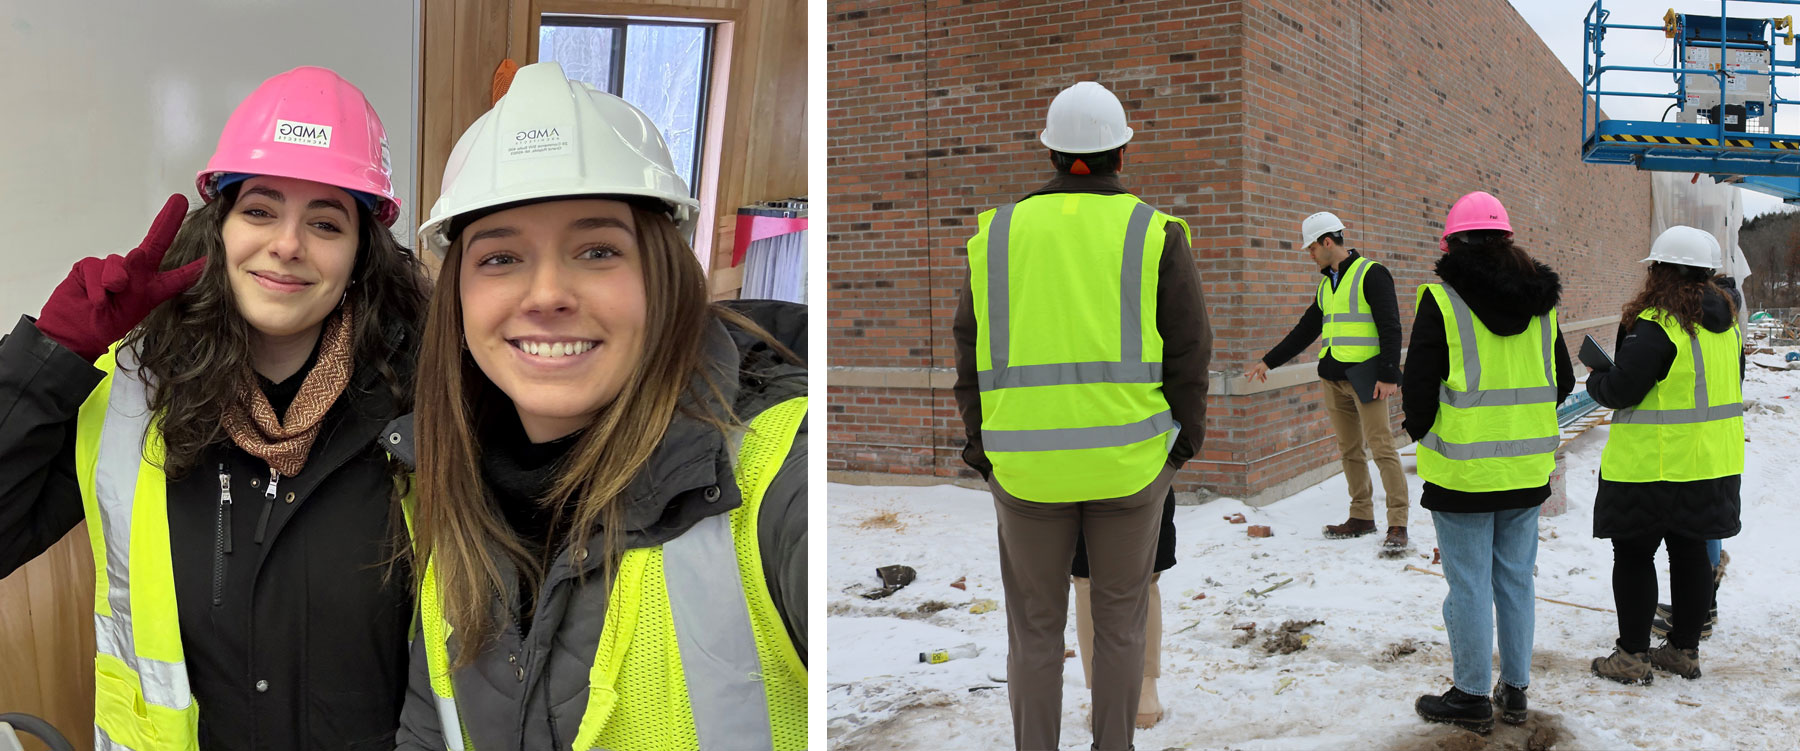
{"left": 1439, "top": 191, "right": 1512, "bottom": 252}
{"left": 196, "top": 67, "right": 399, "bottom": 226}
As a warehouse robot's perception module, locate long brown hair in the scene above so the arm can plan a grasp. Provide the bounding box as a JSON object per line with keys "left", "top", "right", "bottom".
{"left": 412, "top": 203, "right": 796, "bottom": 663}
{"left": 1621, "top": 262, "right": 1736, "bottom": 335}
{"left": 126, "top": 188, "right": 430, "bottom": 478}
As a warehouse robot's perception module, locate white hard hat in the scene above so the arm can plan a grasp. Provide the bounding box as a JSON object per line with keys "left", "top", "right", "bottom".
{"left": 1300, "top": 211, "right": 1346, "bottom": 248}
{"left": 420, "top": 61, "right": 700, "bottom": 256}
{"left": 1039, "top": 82, "right": 1133, "bottom": 154}
{"left": 1643, "top": 225, "right": 1721, "bottom": 270}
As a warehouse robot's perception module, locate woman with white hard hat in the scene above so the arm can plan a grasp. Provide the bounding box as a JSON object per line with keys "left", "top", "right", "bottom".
{"left": 0, "top": 66, "right": 428, "bottom": 749}
{"left": 1404, "top": 191, "right": 1574, "bottom": 733}
{"left": 1587, "top": 225, "right": 1743, "bottom": 686}
{"left": 394, "top": 61, "right": 806, "bottom": 751}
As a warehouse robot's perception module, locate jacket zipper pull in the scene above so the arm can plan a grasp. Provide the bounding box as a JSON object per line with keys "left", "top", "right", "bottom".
{"left": 255, "top": 468, "right": 279, "bottom": 545}
{"left": 213, "top": 463, "right": 232, "bottom": 607}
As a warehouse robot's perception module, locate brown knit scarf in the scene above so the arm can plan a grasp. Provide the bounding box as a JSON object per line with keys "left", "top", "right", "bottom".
{"left": 222, "top": 308, "right": 355, "bottom": 477}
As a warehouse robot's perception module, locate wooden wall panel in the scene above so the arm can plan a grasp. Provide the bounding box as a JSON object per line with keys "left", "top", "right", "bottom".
{"left": 0, "top": 529, "right": 97, "bottom": 751}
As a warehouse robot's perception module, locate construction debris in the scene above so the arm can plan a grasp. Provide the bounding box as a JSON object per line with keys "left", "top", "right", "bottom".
{"left": 1247, "top": 577, "right": 1294, "bottom": 598}
{"left": 862, "top": 564, "right": 918, "bottom": 600}
{"left": 1247, "top": 525, "right": 1273, "bottom": 538}
{"left": 1224, "top": 513, "right": 1247, "bottom": 524}
{"left": 949, "top": 576, "right": 967, "bottom": 590}
{"left": 1262, "top": 619, "right": 1324, "bottom": 654}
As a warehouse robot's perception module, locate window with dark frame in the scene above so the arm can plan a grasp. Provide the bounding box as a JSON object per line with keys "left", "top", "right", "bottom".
{"left": 538, "top": 15, "right": 714, "bottom": 198}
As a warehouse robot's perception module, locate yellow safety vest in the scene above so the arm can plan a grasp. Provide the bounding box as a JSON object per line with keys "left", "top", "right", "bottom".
{"left": 1318, "top": 255, "right": 1382, "bottom": 364}
{"left": 75, "top": 344, "right": 200, "bottom": 750}
{"left": 966, "top": 193, "right": 1185, "bottom": 502}
{"left": 73, "top": 343, "right": 416, "bottom": 751}
{"left": 420, "top": 397, "right": 808, "bottom": 751}
{"left": 1415, "top": 284, "right": 1561, "bottom": 492}
{"left": 1599, "top": 309, "right": 1744, "bottom": 482}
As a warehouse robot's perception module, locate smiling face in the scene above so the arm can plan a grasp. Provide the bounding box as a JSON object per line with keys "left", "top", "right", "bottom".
{"left": 221, "top": 175, "right": 361, "bottom": 339}
{"left": 458, "top": 198, "right": 648, "bottom": 443}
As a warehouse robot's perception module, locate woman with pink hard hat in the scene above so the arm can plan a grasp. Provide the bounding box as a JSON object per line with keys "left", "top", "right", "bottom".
{"left": 0, "top": 66, "right": 428, "bottom": 749}
{"left": 1402, "top": 191, "right": 1574, "bottom": 733}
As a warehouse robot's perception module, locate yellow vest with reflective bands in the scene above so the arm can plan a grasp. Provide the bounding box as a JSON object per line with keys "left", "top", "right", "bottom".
{"left": 420, "top": 397, "right": 808, "bottom": 751}
{"left": 74, "top": 343, "right": 417, "bottom": 751}
{"left": 1318, "top": 256, "right": 1381, "bottom": 364}
{"left": 1599, "top": 309, "right": 1744, "bottom": 482}
{"left": 966, "top": 194, "right": 1184, "bottom": 502}
{"left": 75, "top": 344, "right": 201, "bottom": 750}
{"left": 1415, "top": 284, "right": 1561, "bottom": 492}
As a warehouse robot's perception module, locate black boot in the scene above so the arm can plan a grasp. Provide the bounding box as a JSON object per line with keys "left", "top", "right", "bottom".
{"left": 1415, "top": 686, "right": 1493, "bottom": 734}
{"left": 1491, "top": 682, "right": 1527, "bottom": 725}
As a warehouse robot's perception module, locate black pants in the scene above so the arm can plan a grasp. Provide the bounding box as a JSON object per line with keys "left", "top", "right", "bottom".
{"left": 1611, "top": 532, "right": 1713, "bottom": 652}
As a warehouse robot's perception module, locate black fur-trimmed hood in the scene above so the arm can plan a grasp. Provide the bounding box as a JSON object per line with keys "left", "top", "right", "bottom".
{"left": 1434, "top": 246, "right": 1563, "bottom": 336}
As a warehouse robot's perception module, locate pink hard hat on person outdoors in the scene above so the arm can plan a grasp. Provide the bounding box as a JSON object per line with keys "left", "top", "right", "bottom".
{"left": 196, "top": 66, "right": 399, "bottom": 226}
{"left": 1439, "top": 191, "right": 1512, "bottom": 252}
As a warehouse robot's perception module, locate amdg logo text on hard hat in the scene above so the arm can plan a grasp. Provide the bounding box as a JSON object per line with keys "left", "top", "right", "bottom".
{"left": 274, "top": 119, "right": 333, "bottom": 148}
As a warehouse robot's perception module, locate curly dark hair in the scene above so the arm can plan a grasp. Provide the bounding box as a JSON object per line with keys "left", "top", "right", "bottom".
{"left": 1622, "top": 261, "right": 1736, "bottom": 336}
{"left": 122, "top": 188, "right": 430, "bottom": 478}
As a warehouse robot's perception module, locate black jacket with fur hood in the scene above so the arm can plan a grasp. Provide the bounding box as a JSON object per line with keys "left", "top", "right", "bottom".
{"left": 1402, "top": 245, "right": 1576, "bottom": 514}
{"left": 1587, "top": 285, "right": 1742, "bottom": 540}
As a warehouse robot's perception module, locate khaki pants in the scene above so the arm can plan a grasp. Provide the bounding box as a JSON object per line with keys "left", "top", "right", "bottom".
{"left": 1073, "top": 574, "right": 1160, "bottom": 684}
{"left": 1321, "top": 378, "right": 1409, "bottom": 527}
{"left": 991, "top": 465, "right": 1172, "bottom": 751}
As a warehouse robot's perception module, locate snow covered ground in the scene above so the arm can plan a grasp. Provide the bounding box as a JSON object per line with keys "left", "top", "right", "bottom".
{"left": 827, "top": 352, "right": 1800, "bottom": 750}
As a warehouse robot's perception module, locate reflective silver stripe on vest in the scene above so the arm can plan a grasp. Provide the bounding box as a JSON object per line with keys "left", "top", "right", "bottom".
{"left": 1323, "top": 336, "right": 1380, "bottom": 347}
{"left": 664, "top": 513, "right": 774, "bottom": 751}
{"left": 1614, "top": 330, "right": 1743, "bottom": 425}
{"left": 1437, "top": 384, "right": 1558, "bottom": 409}
{"left": 1418, "top": 433, "right": 1561, "bottom": 460}
{"left": 93, "top": 346, "right": 194, "bottom": 715}
{"left": 1435, "top": 285, "right": 1556, "bottom": 410}
{"left": 985, "top": 204, "right": 1015, "bottom": 372}
{"left": 983, "top": 410, "right": 1174, "bottom": 452}
{"left": 977, "top": 361, "right": 1162, "bottom": 391}
{"left": 977, "top": 202, "right": 1159, "bottom": 391}
{"left": 1324, "top": 313, "right": 1375, "bottom": 323}
{"left": 437, "top": 694, "right": 465, "bottom": 751}
{"left": 1612, "top": 403, "right": 1744, "bottom": 425}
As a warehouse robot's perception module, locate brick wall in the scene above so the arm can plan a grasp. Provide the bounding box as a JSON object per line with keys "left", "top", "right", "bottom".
{"left": 827, "top": 0, "right": 1650, "bottom": 497}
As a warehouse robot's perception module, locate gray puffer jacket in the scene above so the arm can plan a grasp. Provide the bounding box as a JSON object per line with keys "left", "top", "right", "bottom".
{"left": 393, "top": 301, "right": 806, "bottom": 751}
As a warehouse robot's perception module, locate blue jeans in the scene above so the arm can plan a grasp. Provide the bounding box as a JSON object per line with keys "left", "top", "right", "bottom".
{"left": 1433, "top": 507, "right": 1539, "bottom": 694}
{"left": 1706, "top": 538, "right": 1722, "bottom": 568}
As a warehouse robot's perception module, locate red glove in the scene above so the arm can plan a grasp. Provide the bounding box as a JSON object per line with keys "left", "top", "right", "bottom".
{"left": 35, "top": 195, "right": 206, "bottom": 362}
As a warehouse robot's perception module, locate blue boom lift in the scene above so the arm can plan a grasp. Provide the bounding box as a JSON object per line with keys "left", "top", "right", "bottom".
{"left": 1583, "top": 1, "right": 1800, "bottom": 202}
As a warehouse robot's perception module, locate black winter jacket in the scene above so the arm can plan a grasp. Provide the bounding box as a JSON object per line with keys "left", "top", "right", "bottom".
{"left": 0, "top": 315, "right": 414, "bottom": 751}
{"left": 1588, "top": 286, "right": 1744, "bottom": 540}
{"left": 1402, "top": 247, "right": 1575, "bottom": 514}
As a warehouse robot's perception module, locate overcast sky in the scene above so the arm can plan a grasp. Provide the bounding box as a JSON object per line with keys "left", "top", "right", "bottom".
{"left": 1508, "top": 0, "right": 1800, "bottom": 216}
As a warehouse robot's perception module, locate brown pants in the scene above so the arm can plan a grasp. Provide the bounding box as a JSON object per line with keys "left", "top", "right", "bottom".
{"left": 991, "top": 465, "right": 1172, "bottom": 751}
{"left": 1321, "top": 378, "right": 1410, "bottom": 527}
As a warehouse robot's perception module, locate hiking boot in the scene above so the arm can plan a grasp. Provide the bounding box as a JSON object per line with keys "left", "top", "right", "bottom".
{"left": 1591, "top": 647, "right": 1653, "bottom": 685}
{"left": 1323, "top": 517, "right": 1377, "bottom": 539}
{"left": 1383, "top": 526, "right": 1409, "bottom": 549}
{"left": 1491, "top": 682, "right": 1527, "bottom": 725}
{"left": 1652, "top": 602, "right": 1716, "bottom": 640}
{"left": 1649, "top": 644, "right": 1702, "bottom": 679}
{"left": 1415, "top": 686, "right": 1493, "bottom": 734}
